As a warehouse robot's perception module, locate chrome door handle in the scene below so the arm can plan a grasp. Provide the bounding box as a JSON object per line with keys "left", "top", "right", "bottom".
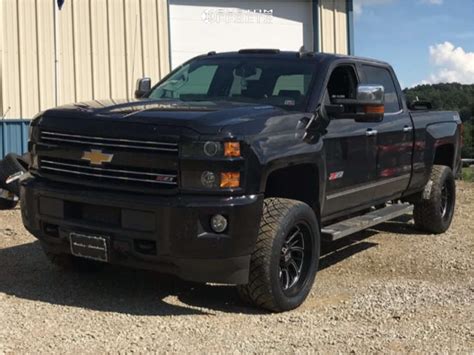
{"left": 366, "top": 129, "right": 378, "bottom": 137}
{"left": 403, "top": 126, "right": 413, "bottom": 132}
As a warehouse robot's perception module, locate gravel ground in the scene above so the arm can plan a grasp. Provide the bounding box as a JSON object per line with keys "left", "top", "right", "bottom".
{"left": 0, "top": 182, "right": 473, "bottom": 353}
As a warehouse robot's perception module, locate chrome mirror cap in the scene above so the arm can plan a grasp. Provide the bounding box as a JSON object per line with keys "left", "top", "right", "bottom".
{"left": 357, "top": 84, "right": 384, "bottom": 105}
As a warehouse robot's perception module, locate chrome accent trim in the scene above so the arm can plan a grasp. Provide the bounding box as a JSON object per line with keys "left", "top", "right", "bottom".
{"left": 384, "top": 109, "right": 404, "bottom": 116}
{"left": 40, "top": 131, "right": 178, "bottom": 152}
{"left": 40, "top": 166, "right": 177, "bottom": 185}
{"left": 40, "top": 160, "right": 176, "bottom": 178}
{"left": 41, "top": 131, "right": 177, "bottom": 146}
{"left": 357, "top": 84, "right": 384, "bottom": 104}
{"left": 326, "top": 174, "right": 410, "bottom": 201}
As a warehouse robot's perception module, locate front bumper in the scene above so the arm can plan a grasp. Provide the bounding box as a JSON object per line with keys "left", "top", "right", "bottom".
{"left": 21, "top": 179, "right": 263, "bottom": 284}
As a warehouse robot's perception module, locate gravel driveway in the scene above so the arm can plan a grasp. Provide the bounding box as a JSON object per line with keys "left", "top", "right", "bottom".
{"left": 0, "top": 182, "right": 473, "bottom": 353}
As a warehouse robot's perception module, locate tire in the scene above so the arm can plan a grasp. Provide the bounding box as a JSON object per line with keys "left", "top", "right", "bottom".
{"left": 237, "top": 198, "right": 320, "bottom": 312}
{"left": 43, "top": 250, "right": 105, "bottom": 273}
{"left": 0, "top": 197, "right": 18, "bottom": 210}
{"left": 0, "top": 153, "right": 26, "bottom": 196}
{"left": 413, "top": 165, "right": 456, "bottom": 234}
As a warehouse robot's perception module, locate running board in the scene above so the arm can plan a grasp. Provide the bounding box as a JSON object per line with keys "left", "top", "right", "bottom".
{"left": 321, "top": 204, "right": 414, "bottom": 241}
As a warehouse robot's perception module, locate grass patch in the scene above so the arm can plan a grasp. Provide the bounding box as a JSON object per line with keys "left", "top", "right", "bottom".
{"left": 461, "top": 167, "right": 474, "bottom": 182}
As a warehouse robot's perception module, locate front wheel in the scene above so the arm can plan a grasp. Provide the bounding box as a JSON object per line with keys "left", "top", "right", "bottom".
{"left": 237, "top": 198, "right": 320, "bottom": 312}
{"left": 413, "top": 165, "right": 456, "bottom": 234}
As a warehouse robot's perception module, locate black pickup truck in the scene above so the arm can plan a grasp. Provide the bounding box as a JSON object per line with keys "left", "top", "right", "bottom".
{"left": 22, "top": 50, "right": 462, "bottom": 312}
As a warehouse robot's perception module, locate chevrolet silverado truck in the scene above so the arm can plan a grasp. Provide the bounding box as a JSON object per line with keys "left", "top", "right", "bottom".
{"left": 22, "top": 50, "right": 462, "bottom": 312}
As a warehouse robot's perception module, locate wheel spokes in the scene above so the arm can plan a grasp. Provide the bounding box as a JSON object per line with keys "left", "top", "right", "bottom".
{"left": 280, "top": 267, "right": 291, "bottom": 290}
{"left": 286, "top": 226, "right": 301, "bottom": 245}
{"left": 440, "top": 184, "right": 450, "bottom": 217}
{"left": 279, "top": 222, "right": 312, "bottom": 292}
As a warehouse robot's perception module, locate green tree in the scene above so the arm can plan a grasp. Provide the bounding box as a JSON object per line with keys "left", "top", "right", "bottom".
{"left": 463, "top": 122, "right": 474, "bottom": 159}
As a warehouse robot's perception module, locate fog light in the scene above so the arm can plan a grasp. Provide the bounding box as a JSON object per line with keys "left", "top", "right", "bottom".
{"left": 210, "top": 214, "right": 228, "bottom": 233}
{"left": 201, "top": 171, "right": 217, "bottom": 188}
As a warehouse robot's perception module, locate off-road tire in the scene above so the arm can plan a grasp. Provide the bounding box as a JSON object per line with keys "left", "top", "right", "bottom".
{"left": 413, "top": 165, "right": 456, "bottom": 234}
{"left": 237, "top": 198, "right": 320, "bottom": 312}
{"left": 43, "top": 250, "right": 105, "bottom": 272}
{"left": 0, "top": 198, "right": 18, "bottom": 210}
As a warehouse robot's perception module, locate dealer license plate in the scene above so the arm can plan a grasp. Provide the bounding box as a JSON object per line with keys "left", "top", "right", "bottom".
{"left": 69, "top": 232, "right": 109, "bottom": 262}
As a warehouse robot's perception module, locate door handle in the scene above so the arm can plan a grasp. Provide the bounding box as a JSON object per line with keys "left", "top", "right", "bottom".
{"left": 403, "top": 125, "right": 413, "bottom": 133}
{"left": 366, "top": 129, "right": 378, "bottom": 137}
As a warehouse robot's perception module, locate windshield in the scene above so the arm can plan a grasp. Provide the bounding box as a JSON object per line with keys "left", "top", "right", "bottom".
{"left": 148, "top": 57, "right": 317, "bottom": 111}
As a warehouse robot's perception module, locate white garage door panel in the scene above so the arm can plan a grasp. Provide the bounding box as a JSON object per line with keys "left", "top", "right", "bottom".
{"left": 169, "top": 0, "right": 313, "bottom": 68}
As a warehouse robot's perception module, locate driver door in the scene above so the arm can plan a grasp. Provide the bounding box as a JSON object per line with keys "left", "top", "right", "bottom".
{"left": 322, "top": 65, "right": 378, "bottom": 218}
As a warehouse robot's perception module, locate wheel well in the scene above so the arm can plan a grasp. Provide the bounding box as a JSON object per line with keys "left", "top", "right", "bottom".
{"left": 264, "top": 164, "right": 319, "bottom": 213}
{"left": 433, "top": 144, "right": 454, "bottom": 169}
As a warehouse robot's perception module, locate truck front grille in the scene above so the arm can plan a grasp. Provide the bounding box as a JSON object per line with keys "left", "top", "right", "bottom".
{"left": 39, "top": 158, "right": 178, "bottom": 186}
{"left": 40, "top": 131, "right": 178, "bottom": 154}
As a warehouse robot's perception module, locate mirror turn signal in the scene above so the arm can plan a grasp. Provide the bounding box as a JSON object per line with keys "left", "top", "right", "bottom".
{"left": 364, "top": 105, "right": 384, "bottom": 114}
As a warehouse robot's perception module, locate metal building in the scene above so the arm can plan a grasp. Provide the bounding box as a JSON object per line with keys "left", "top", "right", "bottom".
{"left": 0, "top": 0, "right": 353, "bottom": 157}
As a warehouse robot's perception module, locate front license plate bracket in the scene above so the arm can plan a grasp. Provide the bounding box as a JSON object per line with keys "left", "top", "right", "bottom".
{"left": 69, "top": 232, "right": 109, "bottom": 262}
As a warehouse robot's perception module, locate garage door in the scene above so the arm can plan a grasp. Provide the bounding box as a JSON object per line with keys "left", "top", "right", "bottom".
{"left": 169, "top": 0, "right": 314, "bottom": 68}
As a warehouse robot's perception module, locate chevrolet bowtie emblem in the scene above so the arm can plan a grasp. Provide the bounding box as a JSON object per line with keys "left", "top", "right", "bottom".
{"left": 81, "top": 149, "right": 114, "bottom": 166}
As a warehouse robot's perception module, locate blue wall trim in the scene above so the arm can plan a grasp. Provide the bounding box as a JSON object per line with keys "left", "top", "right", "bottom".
{"left": 0, "top": 120, "right": 30, "bottom": 158}
{"left": 312, "top": 0, "right": 320, "bottom": 52}
{"left": 346, "top": 0, "right": 355, "bottom": 55}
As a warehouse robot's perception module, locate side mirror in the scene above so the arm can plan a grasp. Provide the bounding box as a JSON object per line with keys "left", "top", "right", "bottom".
{"left": 408, "top": 100, "right": 432, "bottom": 110}
{"left": 135, "top": 77, "right": 151, "bottom": 99}
{"left": 325, "top": 84, "right": 385, "bottom": 122}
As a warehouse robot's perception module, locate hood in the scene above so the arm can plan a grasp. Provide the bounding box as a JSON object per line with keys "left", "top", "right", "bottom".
{"left": 41, "top": 98, "right": 288, "bottom": 136}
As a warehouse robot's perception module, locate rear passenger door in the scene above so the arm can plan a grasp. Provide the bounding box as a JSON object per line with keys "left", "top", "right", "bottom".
{"left": 359, "top": 65, "right": 413, "bottom": 200}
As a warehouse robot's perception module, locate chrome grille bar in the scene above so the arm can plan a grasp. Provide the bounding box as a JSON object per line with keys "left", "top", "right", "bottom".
{"left": 40, "top": 131, "right": 178, "bottom": 153}
{"left": 40, "top": 159, "right": 177, "bottom": 186}
{"left": 40, "top": 160, "right": 176, "bottom": 178}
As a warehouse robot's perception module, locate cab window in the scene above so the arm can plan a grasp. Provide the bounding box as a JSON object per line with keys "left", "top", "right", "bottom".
{"left": 326, "top": 66, "right": 358, "bottom": 103}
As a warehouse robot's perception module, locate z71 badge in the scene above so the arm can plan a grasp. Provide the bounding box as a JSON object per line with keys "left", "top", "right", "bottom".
{"left": 329, "top": 171, "right": 344, "bottom": 181}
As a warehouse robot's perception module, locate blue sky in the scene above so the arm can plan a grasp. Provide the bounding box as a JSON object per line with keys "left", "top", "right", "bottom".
{"left": 354, "top": 0, "right": 474, "bottom": 88}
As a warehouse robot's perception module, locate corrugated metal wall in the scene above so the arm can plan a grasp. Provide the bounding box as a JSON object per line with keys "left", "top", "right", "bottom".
{"left": 0, "top": 0, "right": 170, "bottom": 120}
{"left": 319, "top": 0, "right": 348, "bottom": 55}
{"left": 0, "top": 120, "right": 30, "bottom": 158}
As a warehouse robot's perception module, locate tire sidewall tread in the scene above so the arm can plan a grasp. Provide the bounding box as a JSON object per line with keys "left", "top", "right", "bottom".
{"left": 414, "top": 165, "right": 456, "bottom": 234}
{"left": 238, "top": 198, "right": 320, "bottom": 312}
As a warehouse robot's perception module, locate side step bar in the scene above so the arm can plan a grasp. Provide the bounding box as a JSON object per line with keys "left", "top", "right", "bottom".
{"left": 321, "top": 204, "right": 414, "bottom": 241}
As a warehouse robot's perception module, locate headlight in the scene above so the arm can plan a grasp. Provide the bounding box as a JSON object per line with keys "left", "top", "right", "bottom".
{"left": 181, "top": 141, "right": 240, "bottom": 159}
